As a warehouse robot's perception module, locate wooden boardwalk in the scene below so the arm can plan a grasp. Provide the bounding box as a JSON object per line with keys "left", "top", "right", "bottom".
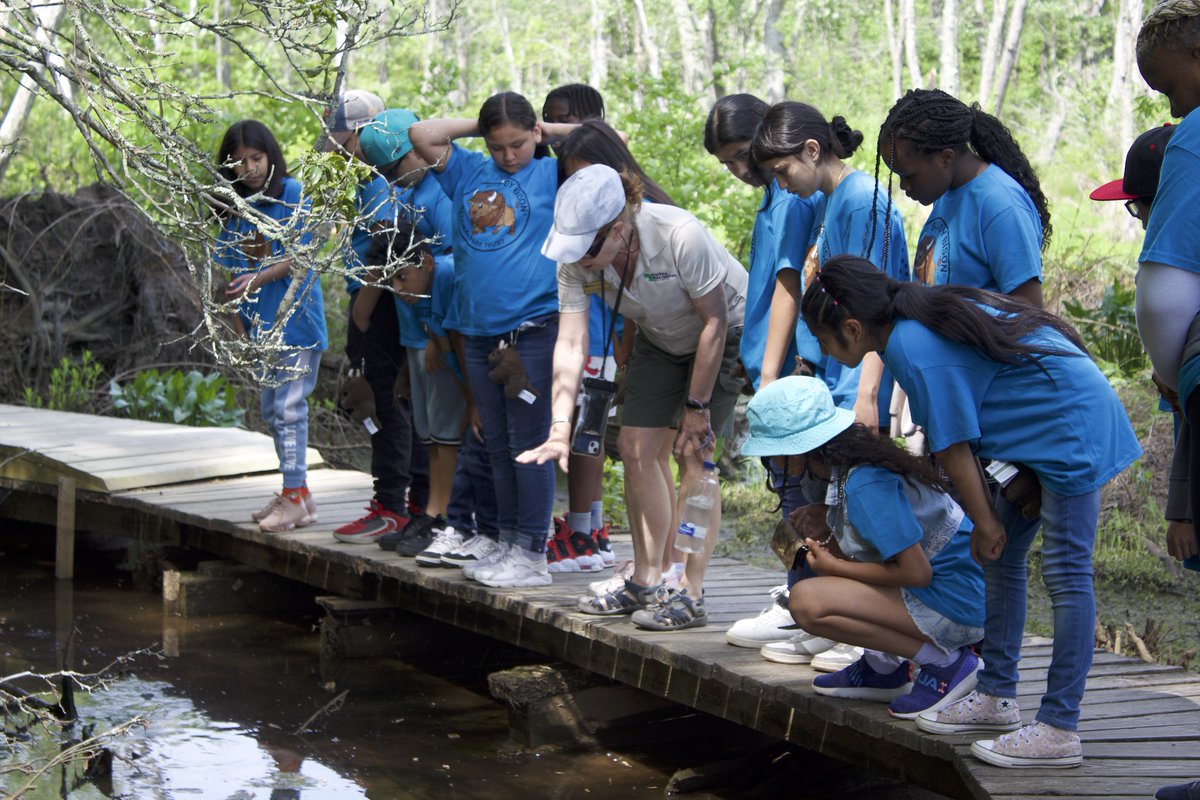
{"left": 1, "top": 403, "right": 1198, "bottom": 799}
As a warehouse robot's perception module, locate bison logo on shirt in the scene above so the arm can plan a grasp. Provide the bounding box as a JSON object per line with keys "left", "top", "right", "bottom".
{"left": 467, "top": 190, "right": 516, "bottom": 235}
{"left": 913, "top": 218, "right": 949, "bottom": 286}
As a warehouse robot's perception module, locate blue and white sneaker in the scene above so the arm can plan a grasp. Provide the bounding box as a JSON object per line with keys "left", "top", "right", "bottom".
{"left": 812, "top": 655, "right": 913, "bottom": 702}
{"left": 889, "top": 647, "right": 982, "bottom": 720}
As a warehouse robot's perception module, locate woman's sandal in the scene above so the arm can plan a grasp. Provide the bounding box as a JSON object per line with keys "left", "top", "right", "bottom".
{"left": 631, "top": 588, "right": 708, "bottom": 631}
{"left": 577, "top": 579, "right": 659, "bottom": 616}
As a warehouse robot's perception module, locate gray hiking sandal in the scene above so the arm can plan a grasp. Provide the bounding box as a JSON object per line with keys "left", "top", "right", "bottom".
{"left": 578, "top": 579, "right": 659, "bottom": 615}
{"left": 631, "top": 588, "right": 707, "bottom": 631}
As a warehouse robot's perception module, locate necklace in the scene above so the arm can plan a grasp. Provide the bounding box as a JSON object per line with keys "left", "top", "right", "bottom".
{"left": 830, "top": 162, "right": 851, "bottom": 193}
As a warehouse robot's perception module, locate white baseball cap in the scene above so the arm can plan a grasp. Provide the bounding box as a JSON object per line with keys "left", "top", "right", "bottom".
{"left": 541, "top": 164, "right": 626, "bottom": 263}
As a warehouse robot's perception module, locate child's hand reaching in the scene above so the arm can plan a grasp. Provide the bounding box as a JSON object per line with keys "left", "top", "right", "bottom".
{"left": 226, "top": 272, "right": 257, "bottom": 298}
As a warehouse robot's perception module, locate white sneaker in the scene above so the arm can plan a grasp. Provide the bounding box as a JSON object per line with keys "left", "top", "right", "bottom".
{"left": 475, "top": 546, "right": 553, "bottom": 588}
{"left": 726, "top": 585, "right": 794, "bottom": 648}
{"left": 760, "top": 631, "right": 837, "bottom": 664}
{"left": 811, "top": 643, "right": 866, "bottom": 673}
{"left": 445, "top": 535, "right": 501, "bottom": 569}
{"left": 462, "top": 540, "right": 509, "bottom": 579}
{"left": 415, "top": 525, "right": 465, "bottom": 567}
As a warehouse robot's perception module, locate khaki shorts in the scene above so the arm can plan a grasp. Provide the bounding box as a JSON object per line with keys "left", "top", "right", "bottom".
{"left": 622, "top": 326, "right": 744, "bottom": 436}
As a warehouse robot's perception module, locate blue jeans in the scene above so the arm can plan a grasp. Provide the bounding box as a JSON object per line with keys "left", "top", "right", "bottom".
{"left": 976, "top": 486, "right": 1100, "bottom": 731}
{"left": 446, "top": 430, "right": 499, "bottom": 538}
{"left": 260, "top": 349, "right": 321, "bottom": 489}
{"left": 464, "top": 318, "right": 557, "bottom": 552}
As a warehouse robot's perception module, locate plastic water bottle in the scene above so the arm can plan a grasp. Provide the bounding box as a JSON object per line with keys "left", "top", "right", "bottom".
{"left": 675, "top": 461, "right": 719, "bottom": 554}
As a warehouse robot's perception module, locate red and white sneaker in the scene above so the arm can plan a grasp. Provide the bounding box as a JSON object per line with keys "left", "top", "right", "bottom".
{"left": 260, "top": 489, "right": 316, "bottom": 533}
{"left": 333, "top": 500, "right": 408, "bottom": 544}
{"left": 546, "top": 517, "right": 605, "bottom": 573}
{"left": 593, "top": 523, "right": 615, "bottom": 566}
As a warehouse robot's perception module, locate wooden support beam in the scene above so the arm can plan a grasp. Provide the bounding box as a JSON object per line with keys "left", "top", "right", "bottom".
{"left": 55, "top": 475, "right": 75, "bottom": 580}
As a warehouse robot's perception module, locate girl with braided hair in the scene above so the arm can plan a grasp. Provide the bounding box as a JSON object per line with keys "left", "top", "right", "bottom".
{"left": 800, "top": 256, "right": 1140, "bottom": 768}
{"left": 751, "top": 102, "right": 910, "bottom": 432}
{"left": 878, "top": 89, "right": 1047, "bottom": 306}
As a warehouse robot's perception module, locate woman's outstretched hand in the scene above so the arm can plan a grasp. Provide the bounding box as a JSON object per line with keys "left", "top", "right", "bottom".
{"left": 517, "top": 437, "right": 571, "bottom": 473}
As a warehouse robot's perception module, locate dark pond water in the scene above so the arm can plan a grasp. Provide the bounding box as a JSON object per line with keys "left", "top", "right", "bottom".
{"left": 0, "top": 529, "right": 946, "bottom": 800}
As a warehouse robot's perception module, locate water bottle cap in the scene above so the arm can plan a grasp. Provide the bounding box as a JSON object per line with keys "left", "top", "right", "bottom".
{"left": 702, "top": 460, "right": 716, "bottom": 470}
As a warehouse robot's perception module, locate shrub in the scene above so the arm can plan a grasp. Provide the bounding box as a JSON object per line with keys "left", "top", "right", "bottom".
{"left": 109, "top": 369, "right": 244, "bottom": 427}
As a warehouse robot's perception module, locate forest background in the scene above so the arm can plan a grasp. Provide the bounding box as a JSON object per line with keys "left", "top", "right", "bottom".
{"left": 0, "top": 0, "right": 1195, "bottom": 665}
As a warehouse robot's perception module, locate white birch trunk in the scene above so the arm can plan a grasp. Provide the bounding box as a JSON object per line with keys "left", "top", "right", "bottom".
{"left": 901, "top": 0, "right": 921, "bottom": 88}
{"left": 884, "top": 0, "right": 902, "bottom": 100}
{"left": 939, "top": 0, "right": 959, "bottom": 95}
{"left": 978, "top": 0, "right": 1007, "bottom": 105}
{"left": 493, "top": 0, "right": 521, "bottom": 93}
{"left": 589, "top": 0, "right": 608, "bottom": 88}
{"left": 0, "top": 1, "right": 69, "bottom": 183}
{"left": 764, "top": 0, "right": 786, "bottom": 102}
{"left": 991, "top": 0, "right": 1029, "bottom": 116}
{"left": 670, "top": 0, "right": 703, "bottom": 97}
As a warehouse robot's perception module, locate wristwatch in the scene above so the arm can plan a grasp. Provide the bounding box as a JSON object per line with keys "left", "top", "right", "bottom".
{"left": 684, "top": 396, "right": 710, "bottom": 411}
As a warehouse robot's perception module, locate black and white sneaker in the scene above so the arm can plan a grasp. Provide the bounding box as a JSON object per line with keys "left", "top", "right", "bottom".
{"left": 393, "top": 514, "right": 443, "bottom": 557}
{"left": 415, "top": 525, "right": 465, "bottom": 567}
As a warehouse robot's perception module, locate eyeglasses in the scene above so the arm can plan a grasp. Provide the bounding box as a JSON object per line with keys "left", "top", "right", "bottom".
{"left": 584, "top": 226, "right": 611, "bottom": 260}
{"left": 1124, "top": 198, "right": 1148, "bottom": 219}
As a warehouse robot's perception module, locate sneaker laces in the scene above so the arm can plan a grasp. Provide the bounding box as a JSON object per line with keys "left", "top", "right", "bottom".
{"left": 428, "top": 526, "right": 461, "bottom": 550}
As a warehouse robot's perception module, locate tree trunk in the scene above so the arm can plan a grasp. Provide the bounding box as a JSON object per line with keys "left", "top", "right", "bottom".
{"left": 0, "top": 0, "right": 69, "bottom": 184}
{"left": 900, "top": 0, "right": 921, "bottom": 88}
{"left": 493, "top": 0, "right": 521, "bottom": 93}
{"left": 1107, "top": 0, "right": 1140, "bottom": 148}
{"left": 978, "top": 0, "right": 1007, "bottom": 105}
{"left": 589, "top": 0, "right": 608, "bottom": 88}
{"left": 991, "top": 0, "right": 1029, "bottom": 116}
{"left": 670, "top": 0, "right": 704, "bottom": 99}
{"left": 631, "top": 0, "right": 662, "bottom": 79}
{"left": 884, "top": 0, "right": 902, "bottom": 100}
{"left": 214, "top": 0, "right": 230, "bottom": 91}
{"left": 939, "top": 0, "right": 959, "bottom": 95}
{"left": 764, "top": 0, "right": 786, "bottom": 102}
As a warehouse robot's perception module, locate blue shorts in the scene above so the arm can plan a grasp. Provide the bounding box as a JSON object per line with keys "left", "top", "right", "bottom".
{"left": 407, "top": 345, "right": 467, "bottom": 445}
{"left": 902, "top": 590, "right": 984, "bottom": 655}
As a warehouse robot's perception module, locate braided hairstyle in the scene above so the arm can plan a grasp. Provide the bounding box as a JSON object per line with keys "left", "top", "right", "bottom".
{"left": 883, "top": 88, "right": 1051, "bottom": 251}
{"left": 542, "top": 83, "right": 606, "bottom": 122}
{"left": 800, "top": 255, "right": 1087, "bottom": 369}
{"left": 879, "top": 89, "right": 1052, "bottom": 250}
{"left": 1137, "top": 0, "right": 1200, "bottom": 64}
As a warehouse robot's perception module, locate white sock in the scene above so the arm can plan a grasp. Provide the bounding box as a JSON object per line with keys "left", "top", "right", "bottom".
{"left": 666, "top": 561, "right": 685, "bottom": 579}
{"left": 567, "top": 512, "right": 591, "bottom": 534}
{"left": 914, "top": 643, "right": 959, "bottom": 668}
{"left": 864, "top": 649, "right": 906, "bottom": 673}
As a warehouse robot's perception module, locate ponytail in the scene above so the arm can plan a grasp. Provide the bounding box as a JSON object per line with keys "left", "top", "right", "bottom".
{"left": 750, "top": 102, "right": 863, "bottom": 165}
{"left": 801, "top": 256, "right": 1087, "bottom": 369}
{"left": 880, "top": 89, "right": 1052, "bottom": 250}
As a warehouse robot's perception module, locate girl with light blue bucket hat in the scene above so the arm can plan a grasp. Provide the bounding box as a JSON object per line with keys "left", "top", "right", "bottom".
{"left": 743, "top": 375, "right": 985, "bottom": 722}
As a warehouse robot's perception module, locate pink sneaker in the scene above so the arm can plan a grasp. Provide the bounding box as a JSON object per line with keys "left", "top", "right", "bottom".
{"left": 971, "top": 721, "right": 1082, "bottom": 768}
{"left": 259, "top": 491, "right": 315, "bottom": 532}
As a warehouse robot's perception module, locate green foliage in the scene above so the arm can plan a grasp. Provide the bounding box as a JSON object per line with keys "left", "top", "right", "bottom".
{"left": 602, "top": 458, "right": 628, "bottom": 530}
{"left": 21, "top": 351, "right": 105, "bottom": 413}
{"left": 109, "top": 369, "right": 244, "bottom": 428}
{"left": 1063, "top": 279, "right": 1148, "bottom": 380}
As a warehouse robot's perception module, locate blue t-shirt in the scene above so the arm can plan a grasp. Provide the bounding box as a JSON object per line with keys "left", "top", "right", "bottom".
{"left": 882, "top": 317, "right": 1141, "bottom": 495}
{"left": 912, "top": 164, "right": 1042, "bottom": 293}
{"left": 808, "top": 169, "right": 910, "bottom": 417}
{"left": 401, "top": 172, "right": 456, "bottom": 257}
{"left": 739, "top": 186, "right": 820, "bottom": 390}
{"left": 214, "top": 176, "right": 327, "bottom": 351}
{"left": 843, "top": 466, "right": 983, "bottom": 627}
{"left": 587, "top": 293, "right": 624, "bottom": 359}
{"left": 344, "top": 175, "right": 399, "bottom": 293}
{"left": 434, "top": 144, "right": 559, "bottom": 337}
{"left": 1142, "top": 106, "right": 1200, "bottom": 272}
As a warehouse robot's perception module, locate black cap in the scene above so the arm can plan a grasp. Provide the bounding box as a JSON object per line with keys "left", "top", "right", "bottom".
{"left": 1091, "top": 123, "right": 1176, "bottom": 201}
